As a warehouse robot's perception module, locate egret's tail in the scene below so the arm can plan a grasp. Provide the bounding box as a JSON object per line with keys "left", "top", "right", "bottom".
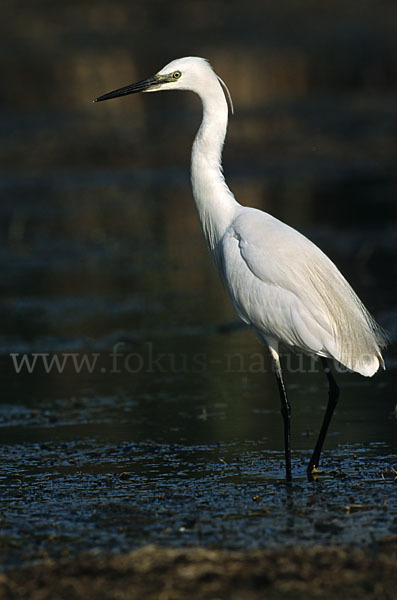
{"left": 352, "top": 350, "right": 385, "bottom": 377}
{"left": 305, "top": 250, "right": 388, "bottom": 378}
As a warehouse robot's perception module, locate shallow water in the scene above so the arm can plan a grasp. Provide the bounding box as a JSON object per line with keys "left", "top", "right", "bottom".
{"left": 0, "top": 287, "right": 396, "bottom": 566}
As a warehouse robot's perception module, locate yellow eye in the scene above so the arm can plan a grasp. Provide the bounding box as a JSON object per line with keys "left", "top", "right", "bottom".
{"left": 173, "top": 71, "right": 181, "bottom": 79}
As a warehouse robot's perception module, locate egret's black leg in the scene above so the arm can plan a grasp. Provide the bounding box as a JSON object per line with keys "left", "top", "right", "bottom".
{"left": 307, "top": 357, "right": 340, "bottom": 478}
{"left": 276, "top": 368, "right": 292, "bottom": 482}
{"left": 269, "top": 346, "right": 292, "bottom": 481}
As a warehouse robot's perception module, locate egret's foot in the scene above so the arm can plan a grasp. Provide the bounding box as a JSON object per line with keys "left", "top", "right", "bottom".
{"left": 307, "top": 465, "right": 323, "bottom": 482}
{"left": 311, "top": 466, "right": 322, "bottom": 474}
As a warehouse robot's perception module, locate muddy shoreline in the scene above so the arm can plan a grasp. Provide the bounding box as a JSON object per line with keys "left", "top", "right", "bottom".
{"left": 1, "top": 542, "right": 396, "bottom": 600}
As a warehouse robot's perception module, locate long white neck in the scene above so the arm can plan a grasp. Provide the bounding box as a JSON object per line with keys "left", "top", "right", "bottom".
{"left": 191, "top": 78, "right": 239, "bottom": 254}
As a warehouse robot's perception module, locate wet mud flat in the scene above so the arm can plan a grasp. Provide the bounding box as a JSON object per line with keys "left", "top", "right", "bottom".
{"left": 0, "top": 445, "right": 395, "bottom": 600}
{"left": 0, "top": 541, "right": 396, "bottom": 600}
{"left": 0, "top": 362, "right": 395, "bottom": 598}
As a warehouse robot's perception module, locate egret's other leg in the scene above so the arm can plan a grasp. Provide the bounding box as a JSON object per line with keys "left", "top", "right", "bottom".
{"left": 268, "top": 343, "right": 291, "bottom": 481}
{"left": 307, "top": 357, "right": 340, "bottom": 477}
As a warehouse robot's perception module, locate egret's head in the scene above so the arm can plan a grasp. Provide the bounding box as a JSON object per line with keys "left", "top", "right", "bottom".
{"left": 152, "top": 57, "right": 216, "bottom": 92}
{"left": 95, "top": 56, "right": 233, "bottom": 112}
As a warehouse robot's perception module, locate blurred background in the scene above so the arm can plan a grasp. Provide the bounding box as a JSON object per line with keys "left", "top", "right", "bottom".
{"left": 0, "top": 0, "right": 396, "bottom": 458}
{"left": 0, "top": 0, "right": 396, "bottom": 563}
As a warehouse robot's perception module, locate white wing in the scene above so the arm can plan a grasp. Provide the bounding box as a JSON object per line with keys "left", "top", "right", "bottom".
{"left": 219, "top": 207, "right": 385, "bottom": 376}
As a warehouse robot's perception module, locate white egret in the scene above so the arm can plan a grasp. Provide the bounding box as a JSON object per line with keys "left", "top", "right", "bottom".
{"left": 95, "top": 57, "right": 387, "bottom": 481}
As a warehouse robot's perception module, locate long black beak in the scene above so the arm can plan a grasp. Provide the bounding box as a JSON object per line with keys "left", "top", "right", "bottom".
{"left": 94, "top": 75, "right": 159, "bottom": 102}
